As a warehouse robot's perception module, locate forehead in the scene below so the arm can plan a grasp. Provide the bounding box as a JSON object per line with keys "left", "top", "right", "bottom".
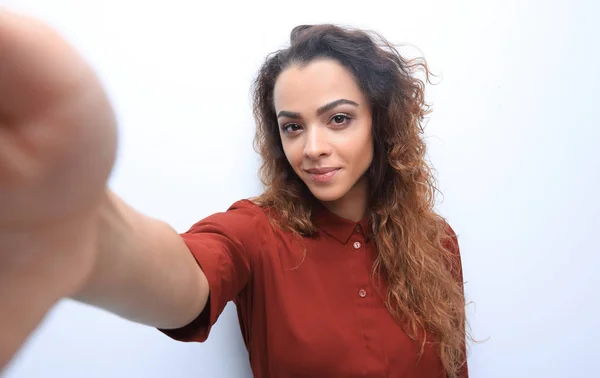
{"left": 273, "top": 59, "right": 367, "bottom": 112}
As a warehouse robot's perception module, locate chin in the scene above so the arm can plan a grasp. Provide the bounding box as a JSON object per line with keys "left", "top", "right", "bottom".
{"left": 306, "top": 185, "right": 347, "bottom": 203}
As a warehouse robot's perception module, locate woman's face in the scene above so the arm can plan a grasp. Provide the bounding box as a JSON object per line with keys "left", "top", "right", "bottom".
{"left": 273, "top": 58, "right": 373, "bottom": 219}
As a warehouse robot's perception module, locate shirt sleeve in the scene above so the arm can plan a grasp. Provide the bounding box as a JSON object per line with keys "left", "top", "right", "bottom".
{"left": 159, "top": 199, "right": 269, "bottom": 342}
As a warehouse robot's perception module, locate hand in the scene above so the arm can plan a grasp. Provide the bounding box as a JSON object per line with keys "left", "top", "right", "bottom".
{"left": 0, "top": 10, "right": 118, "bottom": 368}
{"left": 0, "top": 10, "right": 116, "bottom": 228}
{"left": 0, "top": 9, "right": 117, "bottom": 277}
{"left": 0, "top": 7, "right": 118, "bottom": 302}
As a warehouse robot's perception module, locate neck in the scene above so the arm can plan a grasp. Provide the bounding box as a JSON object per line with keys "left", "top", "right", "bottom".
{"left": 321, "top": 176, "right": 369, "bottom": 222}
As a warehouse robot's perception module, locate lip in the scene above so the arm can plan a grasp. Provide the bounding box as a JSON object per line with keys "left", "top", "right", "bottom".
{"left": 304, "top": 167, "right": 340, "bottom": 183}
{"left": 305, "top": 167, "right": 339, "bottom": 174}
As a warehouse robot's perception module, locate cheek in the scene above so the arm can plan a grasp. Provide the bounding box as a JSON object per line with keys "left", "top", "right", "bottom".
{"left": 350, "top": 129, "right": 374, "bottom": 167}
{"left": 281, "top": 139, "right": 302, "bottom": 167}
{"left": 359, "top": 145, "right": 374, "bottom": 172}
{"left": 365, "top": 137, "right": 374, "bottom": 163}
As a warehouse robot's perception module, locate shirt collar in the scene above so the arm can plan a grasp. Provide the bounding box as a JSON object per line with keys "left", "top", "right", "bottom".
{"left": 312, "top": 201, "right": 370, "bottom": 244}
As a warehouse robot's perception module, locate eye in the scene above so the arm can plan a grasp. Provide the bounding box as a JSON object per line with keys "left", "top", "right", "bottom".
{"left": 281, "top": 123, "right": 302, "bottom": 134}
{"left": 330, "top": 113, "right": 352, "bottom": 126}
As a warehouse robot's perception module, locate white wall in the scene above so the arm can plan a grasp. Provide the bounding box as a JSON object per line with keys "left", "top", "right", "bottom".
{"left": 2, "top": 0, "right": 598, "bottom": 377}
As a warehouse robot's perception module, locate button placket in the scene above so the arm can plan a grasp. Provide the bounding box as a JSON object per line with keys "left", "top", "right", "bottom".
{"left": 347, "top": 234, "right": 383, "bottom": 371}
{"left": 350, "top": 236, "right": 371, "bottom": 301}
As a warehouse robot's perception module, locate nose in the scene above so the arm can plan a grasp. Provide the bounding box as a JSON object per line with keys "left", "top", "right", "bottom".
{"left": 303, "top": 126, "right": 331, "bottom": 160}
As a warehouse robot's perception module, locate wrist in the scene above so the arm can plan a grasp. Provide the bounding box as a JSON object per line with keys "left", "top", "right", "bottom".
{"left": 0, "top": 209, "right": 101, "bottom": 299}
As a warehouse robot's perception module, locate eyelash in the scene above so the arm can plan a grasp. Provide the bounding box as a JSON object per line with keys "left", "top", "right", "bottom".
{"left": 281, "top": 113, "right": 353, "bottom": 133}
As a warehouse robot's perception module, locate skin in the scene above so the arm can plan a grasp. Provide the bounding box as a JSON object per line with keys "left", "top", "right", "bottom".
{"left": 0, "top": 11, "right": 118, "bottom": 367}
{"left": 273, "top": 59, "right": 374, "bottom": 222}
{"left": 0, "top": 11, "right": 205, "bottom": 369}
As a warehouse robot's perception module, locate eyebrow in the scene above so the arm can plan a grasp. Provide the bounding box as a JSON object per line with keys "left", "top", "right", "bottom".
{"left": 277, "top": 99, "right": 359, "bottom": 119}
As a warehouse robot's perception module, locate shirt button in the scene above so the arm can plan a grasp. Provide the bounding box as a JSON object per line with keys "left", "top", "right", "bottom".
{"left": 359, "top": 289, "right": 367, "bottom": 298}
{"left": 353, "top": 241, "right": 361, "bottom": 249}
{"left": 354, "top": 225, "right": 361, "bottom": 233}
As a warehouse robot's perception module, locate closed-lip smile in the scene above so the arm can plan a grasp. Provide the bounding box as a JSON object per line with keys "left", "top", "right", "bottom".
{"left": 305, "top": 167, "right": 339, "bottom": 174}
{"left": 304, "top": 167, "right": 340, "bottom": 183}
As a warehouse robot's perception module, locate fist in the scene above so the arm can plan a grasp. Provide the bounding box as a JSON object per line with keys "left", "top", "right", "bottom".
{"left": 0, "top": 11, "right": 117, "bottom": 227}
{"left": 0, "top": 10, "right": 119, "bottom": 301}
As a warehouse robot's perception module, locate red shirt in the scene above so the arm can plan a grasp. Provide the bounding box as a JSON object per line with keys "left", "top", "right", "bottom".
{"left": 161, "top": 199, "right": 467, "bottom": 377}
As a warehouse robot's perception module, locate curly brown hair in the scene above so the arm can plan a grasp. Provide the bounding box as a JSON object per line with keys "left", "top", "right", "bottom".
{"left": 251, "top": 24, "right": 470, "bottom": 377}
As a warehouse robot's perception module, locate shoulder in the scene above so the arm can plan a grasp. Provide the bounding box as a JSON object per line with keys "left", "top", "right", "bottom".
{"left": 442, "top": 222, "right": 460, "bottom": 253}
{"left": 440, "top": 221, "right": 464, "bottom": 282}
{"left": 185, "top": 198, "right": 275, "bottom": 247}
{"left": 189, "top": 199, "right": 269, "bottom": 226}
{"left": 226, "top": 198, "right": 275, "bottom": 227}
{"left": 225, "top": 198, "right": 267, "bottom": 216}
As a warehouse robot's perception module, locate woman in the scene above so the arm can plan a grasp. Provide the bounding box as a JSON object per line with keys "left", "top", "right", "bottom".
{"left": 0, "top": 11, "right": 469, "bottom": 378}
